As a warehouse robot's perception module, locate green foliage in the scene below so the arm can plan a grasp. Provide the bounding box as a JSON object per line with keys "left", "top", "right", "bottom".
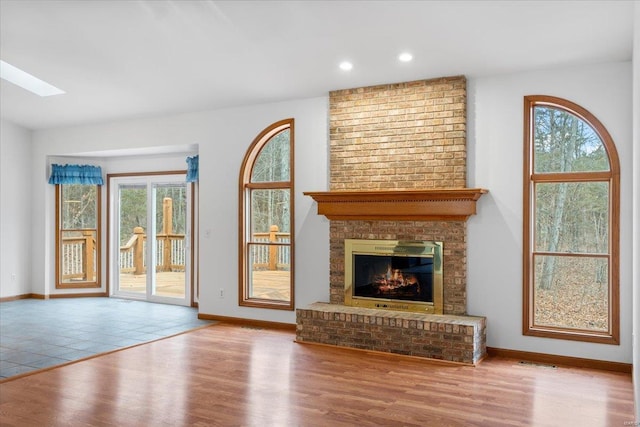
{"left": 154, "top": 184, "right": 187, "bottom": 235}
{"left": 250, "top": 129, "right": 291, "bottom": 234}
{"left": 118, "top": 184, "right": 187, "bottom": 245}
{"left": 61, "top": 184, "right": 97, "bottom": 229}
{"left": 119, "top": 186, "right": 146, "bottom": 245}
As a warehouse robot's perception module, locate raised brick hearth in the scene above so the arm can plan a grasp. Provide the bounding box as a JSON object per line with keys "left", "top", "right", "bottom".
{"left": 297, "top": 303, "right": 486, "bottom": 364}
{"left": 297, "top": 76, "right": 487, "bottom": 364}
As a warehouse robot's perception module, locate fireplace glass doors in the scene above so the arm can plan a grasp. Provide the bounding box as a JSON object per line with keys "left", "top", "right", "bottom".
{"left": 345, "top": 239, "right": 443, "bottom": 314}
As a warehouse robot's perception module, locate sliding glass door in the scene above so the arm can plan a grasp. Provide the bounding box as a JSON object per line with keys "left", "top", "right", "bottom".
{"left": 110, "top": 174, "right": 191, "bottom": 306}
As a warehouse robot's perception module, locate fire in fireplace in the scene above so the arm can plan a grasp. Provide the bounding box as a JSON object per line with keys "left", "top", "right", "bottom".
{"left": 344, "top": 239, "right": 443, "bottom": 314}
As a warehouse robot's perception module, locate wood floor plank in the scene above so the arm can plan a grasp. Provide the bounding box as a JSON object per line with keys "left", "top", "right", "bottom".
{"left": 0, "top": 323, "right": 634, "bottom": 426}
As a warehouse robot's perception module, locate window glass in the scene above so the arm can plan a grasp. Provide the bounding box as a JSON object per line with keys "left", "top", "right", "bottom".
{"left": 533, "top": 106, "right": 610, "bottom": 173}
{"left": 251, "top": 129, "right": 290, "bottom": 182}
{"left": 533, "top": 255, "right": 608, "bottom": 332}
{"left": 534, "top": 182, "right": 609, "bottom": 253}
{"left": 61, "top": 184, "right": 97, "bottom": 229}
{"left": 57, "top": 184, "right": 100, "bottom": 287}
{"left": 250, "top": 189, "right": 291, "bottom": 236}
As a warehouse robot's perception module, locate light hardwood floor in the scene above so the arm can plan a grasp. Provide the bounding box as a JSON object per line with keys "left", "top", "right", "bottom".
{"left": 0, "top": 323, "right": 634, "bottom": 426}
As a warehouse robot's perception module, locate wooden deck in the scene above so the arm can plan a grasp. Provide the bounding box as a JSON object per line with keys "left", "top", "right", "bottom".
{"left": 119, "top": 270, "right": 290, "bottom": 300}
{"left": 118, "top": 272, "right": 186, "bottom": 298}
{"left": 250, "top": 270, "right": 290, "bottom": 301}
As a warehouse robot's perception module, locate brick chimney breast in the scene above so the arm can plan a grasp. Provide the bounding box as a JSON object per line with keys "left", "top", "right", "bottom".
{"left": 328, "top": 76, "right": 469, "bottom": 315}
{"left": 297, "top": 75, "right": 487, "bottom": 364}
{"left": 329, "top": 76, "right": 467, "bottom": 192}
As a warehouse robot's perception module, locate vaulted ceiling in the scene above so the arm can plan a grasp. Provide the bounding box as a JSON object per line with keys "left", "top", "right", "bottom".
{"left": 0, "top": 0, "right": 634, "bottom": 130}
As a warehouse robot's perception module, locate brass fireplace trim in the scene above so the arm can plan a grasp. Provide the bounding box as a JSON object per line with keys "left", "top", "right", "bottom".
{"left": 304, "top": 188, "right": 487, "bottom": 221}
{"left": 344, "top": 239, "right": 443, "bottom": 314}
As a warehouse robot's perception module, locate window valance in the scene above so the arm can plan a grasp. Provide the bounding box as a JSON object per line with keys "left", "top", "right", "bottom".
{"left": 186, "top": 155, "right": 199, "bottom": 183}
{"left": 48, "top": 164, "right": 104, "bottom": 185}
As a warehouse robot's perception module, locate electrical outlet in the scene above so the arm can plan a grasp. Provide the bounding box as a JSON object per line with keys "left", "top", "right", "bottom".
{"left": 11, "top": 273, "right": 16, "bottom": 282}
{"left": 219, "top": 288, "right": 224, "bottom": 298}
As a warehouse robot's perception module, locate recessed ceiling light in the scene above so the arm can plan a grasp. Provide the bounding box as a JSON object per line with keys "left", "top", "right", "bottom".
{"left": 398, "top": 52, "right": 413, "bottom": 62}
{"left": 0, "top": 60, "right": 65, "bottom": 97}
{"left": 339, "top": 61, "right": 353, "bottom": 71}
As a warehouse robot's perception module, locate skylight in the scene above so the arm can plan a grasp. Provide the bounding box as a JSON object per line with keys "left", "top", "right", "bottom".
{"left": 0, "top": 60, "right": 65, "bottom": 97}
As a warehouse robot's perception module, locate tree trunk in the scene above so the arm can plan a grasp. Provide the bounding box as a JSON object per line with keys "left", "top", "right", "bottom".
{"left": 538, "top": 115, "right": 578, "bottom": 290}
{"left": 539, "top": 182, "right": 568, "bottom": 290}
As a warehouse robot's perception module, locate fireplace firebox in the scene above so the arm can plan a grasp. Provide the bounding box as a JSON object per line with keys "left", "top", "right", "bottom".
{"left": 344, "top": 239, "right": 443, "bottom": 314}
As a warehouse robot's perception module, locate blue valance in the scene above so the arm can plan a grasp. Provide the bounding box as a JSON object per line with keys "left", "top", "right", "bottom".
{"left": 186, "top": 155, "right": 199, "bottom": 183}
{"left": 48, "top": 164, "right": 104, "bottom": 185}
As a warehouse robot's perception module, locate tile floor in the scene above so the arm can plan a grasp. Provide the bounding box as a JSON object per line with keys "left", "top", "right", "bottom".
{"left": 0, "top": 297, "right": 213, "bottom": 379}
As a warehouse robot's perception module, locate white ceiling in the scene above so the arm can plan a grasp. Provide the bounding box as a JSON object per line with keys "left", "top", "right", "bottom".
{"left": 0, "top": 0, "right": 634, "bottom": 131}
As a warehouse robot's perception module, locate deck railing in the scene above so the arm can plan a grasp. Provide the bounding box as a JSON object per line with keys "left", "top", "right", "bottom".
{"left": 252, "top": 225, "right": 291, "bottom": 271}
{"left": 61, "top": 231, "right": 96, "bottom": 281}
{"left": 62, "top": 225, "right": 292, "bottom": 279}
{"left": 119, "top": 227, "right": 186, "bottom": 274}
{"left": 117, "top": 225, "right": 290, "bottom": 275}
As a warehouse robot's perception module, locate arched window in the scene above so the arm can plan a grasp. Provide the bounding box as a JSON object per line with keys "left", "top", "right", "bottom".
{"left": 239, "top": 119, "right": 294, "bottom": 310}
{"left": 523, "top": 96, "right": 619, "bottom": 344}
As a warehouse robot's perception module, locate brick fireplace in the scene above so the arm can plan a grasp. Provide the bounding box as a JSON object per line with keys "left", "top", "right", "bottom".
{"left": 296, "top": 76, "right": 487, "bottom": 364}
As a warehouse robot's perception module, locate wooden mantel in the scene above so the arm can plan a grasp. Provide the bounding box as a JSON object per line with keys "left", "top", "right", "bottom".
{"left": 303, "top": 188, "right": 488, "bottom": 221}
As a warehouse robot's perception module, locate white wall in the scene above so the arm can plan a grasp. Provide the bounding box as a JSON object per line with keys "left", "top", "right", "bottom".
{"left": 0, "top": 120, "right": 32, "bottom": 298}
{"left": 31, "top": 97, "right": 330, "bottom": 323}
{"left": 467, "top": 61, "right": 634, "bottom": 363}
{"left": 26, "top": 62, "right": 634, "bottom": 364}
{"left": 632, "top": 0, "right": 639, "bottom": 420}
